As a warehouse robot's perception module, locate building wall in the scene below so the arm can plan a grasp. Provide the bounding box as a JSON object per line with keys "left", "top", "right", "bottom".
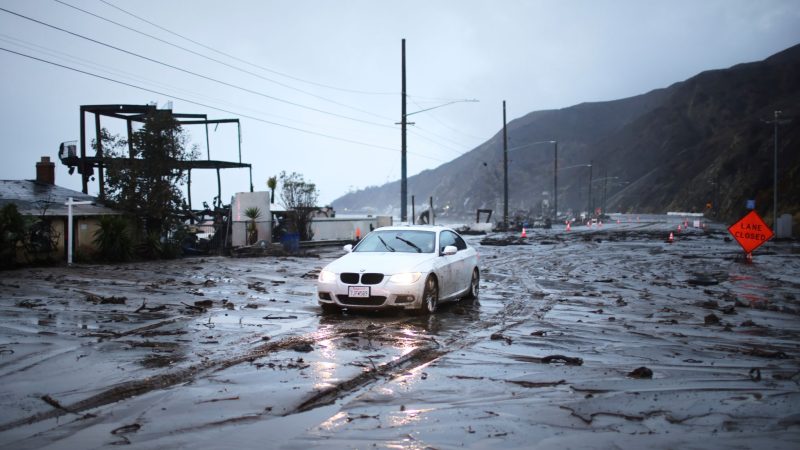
{"left": 13, "top": 217, "right": 66, "bottom": 263}
{"left": 310, "top": 216, "right": 393, "bottom": 241}
{"left": 53, "top": 218, "right": 67, "bottom": 255}
{"left": 231, "top": 192, "right": 271, "bottom": 246}
{"left": 75, "top": 217, "right": 103, "bottom": 256}
{"left": 13, "top": 215, "right": 113, "bottom": 263}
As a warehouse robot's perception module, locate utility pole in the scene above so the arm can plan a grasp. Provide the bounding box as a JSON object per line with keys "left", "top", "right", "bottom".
{"left": 400, "top": 39, "right": 408, "bottom": 223}
{"left": 773, "top": 110, "right": 780, "bottom": 228}
{"left": 553, "top": 141, "right": 558, "bottom": 220}
{"left": 503, "top": 101, "right": 508, "bottom": 228}
{"left": 764, "top": 110, "right": 791, "bottom": 227}
{"left": 602, "top": 167, "right": 607, "bottom": 215}
{"left": 396, "top": 40, "right": 475, "bottom": 223}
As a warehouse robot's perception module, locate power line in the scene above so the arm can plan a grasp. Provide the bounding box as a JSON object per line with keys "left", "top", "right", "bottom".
{"left": 53, "top": 0, "right": 395, "bottom": 122}
{"left": 0, "top": 46, "right": 422, "bottom": 157}
{"left": 99, "top": 0, "right": 398, "bottom": 96}
{"left": 408, "top": 128, "right": 468, "bottom": 157}
{"left": 413, "top": 124, "right": 492, "bottom": 156}
{"left": 410, "top": 98, "right": 487, "bottom": 144}
{"left": 0, "top": 6, "right": 394, "bottom": 129}
{"left": 47, "top": 2, "right": 479, "bottom": 166}
{"left": 408, "top": 94, "right": 477, "bottom": 103}
{"left": 0, "top": 33, "right": 328, "bottom": 128}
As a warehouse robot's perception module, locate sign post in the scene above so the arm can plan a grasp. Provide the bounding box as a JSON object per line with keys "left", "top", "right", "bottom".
{"left": 65, "top": 197, "right": 93, "bottom": 265}
{"left": 727, "top": 210, "right": 774, "bottom": 262}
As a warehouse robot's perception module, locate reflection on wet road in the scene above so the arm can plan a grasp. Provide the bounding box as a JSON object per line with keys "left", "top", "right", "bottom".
{"left": 1, "top": 217, "right": 799, "bottom": 448}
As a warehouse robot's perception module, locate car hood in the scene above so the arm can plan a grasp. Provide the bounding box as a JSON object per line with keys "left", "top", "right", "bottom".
{"left": 324, "top": 251, "right": 438, "bottom": 275}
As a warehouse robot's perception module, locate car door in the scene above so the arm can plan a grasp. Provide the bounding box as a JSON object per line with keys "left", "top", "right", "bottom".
{"left": 451, "top": 232, "right": 473, "bottom": 292}
{"left": 443, "top": 231, "right": 472, "bottom": 293}
{"left": 437, "top": 230, "right": 458, "bottom": 298}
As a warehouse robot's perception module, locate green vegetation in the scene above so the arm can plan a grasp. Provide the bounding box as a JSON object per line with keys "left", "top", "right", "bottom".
{"left": 0, "top": 204, "right": 25, "bottom": 268}
{"left": 279, "top": 171, "right": 319, "bottom": 241}
{"left": 244, "top": 207, "right": 262, "bottom": 245}
{"left": 0, "top": 203, "right": 63, "bottom": 268}
{"left": 96, "top": 110, "right": 199, "bottom": 259}
{"left": 93, "top": 215, "right": 133, "bottom": 262}
{"left": 267, "top": 176, "right": 277, "bottom": 204}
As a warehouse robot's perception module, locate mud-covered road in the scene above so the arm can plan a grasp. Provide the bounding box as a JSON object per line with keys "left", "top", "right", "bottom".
{"left": 1, "top": 216, "right": 799, "bottom": 449}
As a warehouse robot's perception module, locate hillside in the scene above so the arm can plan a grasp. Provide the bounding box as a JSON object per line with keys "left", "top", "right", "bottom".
{"left": 333, "top": 44, "right": 800, "bottom": 226}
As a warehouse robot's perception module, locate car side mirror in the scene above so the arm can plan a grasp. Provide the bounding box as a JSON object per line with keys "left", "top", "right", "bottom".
{"left": 442, "top": 245, "right": 457, "bottom": 256}
{"left": 343, "top": 244, "right": 353, "bottom": 253}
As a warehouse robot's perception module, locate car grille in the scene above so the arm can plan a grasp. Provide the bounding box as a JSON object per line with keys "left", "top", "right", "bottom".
{"left": 340, "top": 273, "right": 359, "bottom": 284}
{"left": 360, "top": 273, "right": 384, "bottom": 285}
{"left": 339, "top": 273, "right": 384, "bottom": 285}
{"left": 336, "top": 295, "right": 387, "bottom": 306}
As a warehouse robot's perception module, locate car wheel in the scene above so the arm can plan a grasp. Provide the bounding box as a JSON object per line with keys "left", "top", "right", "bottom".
{"left": 419, "top": 275, "right": 438, "bottom": 314}
{"left": 465, "top": 268, "right": 479, "bottom": 300}
{"left": 320, "top": 303, "right": 341, "bottom": 314}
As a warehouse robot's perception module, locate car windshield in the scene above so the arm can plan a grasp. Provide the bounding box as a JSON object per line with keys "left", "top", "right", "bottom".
{"left": 354, "top": 230, "right": 436, "bottom": 253}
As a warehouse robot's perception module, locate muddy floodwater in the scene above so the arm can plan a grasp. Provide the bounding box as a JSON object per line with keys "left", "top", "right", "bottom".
{"left": 1, "top": 216, "right": 799, "bottom": 449}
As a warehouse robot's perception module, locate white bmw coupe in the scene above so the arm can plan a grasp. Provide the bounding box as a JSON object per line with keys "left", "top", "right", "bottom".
{"left": 316, "top": 225, "right": 479, "bottom": 314}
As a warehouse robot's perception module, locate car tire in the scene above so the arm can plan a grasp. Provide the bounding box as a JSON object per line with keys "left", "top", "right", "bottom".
{"left": 418, "top": 275, "right": 438, "bottom": 315}
{"left": 465, "top": 268, "right": 479, "bottom": 300}
{"left": 320, "top": 303, "right": 341, "bottom": 314}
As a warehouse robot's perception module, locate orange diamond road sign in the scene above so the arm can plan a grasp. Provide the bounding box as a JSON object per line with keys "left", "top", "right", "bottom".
{"left": 728, "top": 210, "right": 774, "bottom": 254}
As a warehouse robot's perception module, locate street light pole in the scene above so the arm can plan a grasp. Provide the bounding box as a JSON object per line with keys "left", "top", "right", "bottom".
{"left": 503, "top": 101, "right": 508, "bottom": 228}
{"left": 602, "top": 168, "right": 608, "bottom": 215}
{"left": 587, "top": 159, "right": 593, "bottom": 217}
{"left": 589, "top": 175, "right": 623, "bottom": 216}
{"left": 506, "top": 139, "right": 558, "bottom": 222}
{"left": 558, "top": 162, "right": 592, "bottom": 216}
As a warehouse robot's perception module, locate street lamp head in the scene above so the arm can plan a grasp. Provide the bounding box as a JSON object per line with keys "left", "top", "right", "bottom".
{"left": 508, "top": 139, "right": 558, "bottom": 153}
{"left": 558, "top": 163, "right": 592, "bottom": 171}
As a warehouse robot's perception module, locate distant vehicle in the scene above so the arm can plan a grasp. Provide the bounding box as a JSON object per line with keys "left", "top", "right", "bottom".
{"left": 316, "top": 225, "right": 479, "bottom": 314}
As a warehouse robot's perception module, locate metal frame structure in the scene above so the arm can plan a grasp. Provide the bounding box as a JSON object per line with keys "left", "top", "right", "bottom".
{"left": 59, "top": 104, "right": 253, "bottom": 210}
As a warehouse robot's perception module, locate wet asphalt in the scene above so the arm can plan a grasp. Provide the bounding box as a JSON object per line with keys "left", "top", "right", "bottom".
{"left": 1, "top": 216, "right": 799, "bottom": 449}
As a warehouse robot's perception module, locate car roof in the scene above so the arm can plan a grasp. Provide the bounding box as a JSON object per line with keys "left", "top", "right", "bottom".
{"left": 372, "top": 225, "right": 453, "bottom": 233}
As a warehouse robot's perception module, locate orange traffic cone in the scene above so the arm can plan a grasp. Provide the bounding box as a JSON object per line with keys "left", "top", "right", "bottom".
{"left": 355, "top": 227, "right": 361, "bottom": 241}
{"left": 667, "top": 232, "right": 674, "bottom": 243}
{"left": 521, "top": 228, "right": 527, "bottom": 238}
{"left": 566, "top": 222, "right": 571, "bottom": 232}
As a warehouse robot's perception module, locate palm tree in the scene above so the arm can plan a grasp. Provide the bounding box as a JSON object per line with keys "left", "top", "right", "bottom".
{"left": 266, "top": 176, "right": 277, "bottom": 204}
{"left": 93, "top": 215, "right": 133, "bottom": 261}
{"left": 244, "top": 207, "right": 262, "bottom": 245}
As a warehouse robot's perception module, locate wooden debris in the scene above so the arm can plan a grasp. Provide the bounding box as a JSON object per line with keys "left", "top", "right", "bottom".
{"left": 628, "top": 366, "right": 653, "bottom": 379}
{"left": 541, "top": 355, "right": 584, "bottom": 366}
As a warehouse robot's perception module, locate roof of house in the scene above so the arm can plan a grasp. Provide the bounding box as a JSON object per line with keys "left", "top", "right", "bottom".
{"left": 0, "top": 180, "right": 121, "bottom": 216}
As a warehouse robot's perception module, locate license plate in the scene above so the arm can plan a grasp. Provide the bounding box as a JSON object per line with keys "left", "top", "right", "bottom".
{"left": 348, "top": 286, "right": 370, "bottom": 298}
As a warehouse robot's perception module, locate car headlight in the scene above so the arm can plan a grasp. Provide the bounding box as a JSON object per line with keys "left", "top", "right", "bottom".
{"left": 318, "top": 270, "right": 337, "bottom": 283}
{"left": 389, "top": 272, "right": 421, "bottom": 285}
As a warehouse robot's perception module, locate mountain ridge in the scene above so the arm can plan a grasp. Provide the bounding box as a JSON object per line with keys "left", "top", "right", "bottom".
{"left": 333, "top": 44, "right": 800, "bottom": 226}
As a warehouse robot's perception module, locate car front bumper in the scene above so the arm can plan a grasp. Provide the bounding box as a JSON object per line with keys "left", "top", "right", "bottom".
{"left": 317, "top": 276, "right": 426, "bottom": 310}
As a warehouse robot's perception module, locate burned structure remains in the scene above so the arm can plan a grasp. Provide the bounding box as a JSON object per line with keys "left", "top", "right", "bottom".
{"left": 58, "top": 104, "right": 254, "bottom": 253}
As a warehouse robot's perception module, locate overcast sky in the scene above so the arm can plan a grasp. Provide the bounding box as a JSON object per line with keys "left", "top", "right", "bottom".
{"left": 1, "top": 0, "right": 799, "bottom": 206}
